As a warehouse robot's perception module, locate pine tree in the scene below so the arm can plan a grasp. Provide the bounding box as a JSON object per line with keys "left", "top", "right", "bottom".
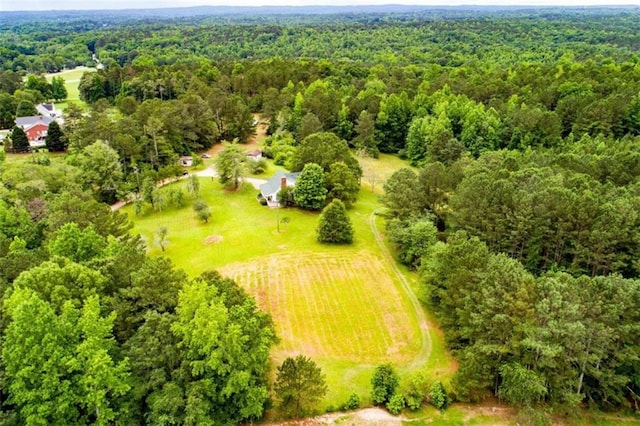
{"left": 45, "top": 121, "right": 66, "bottom": 152}
{"left": 274, "top": 355, "right": 327, "bottom": 418}
{"left": 215, "top": 142, "right": 245, "bottom": 190}
{"left": 10, "top": 125, "right": 30, "bottom": 153}
{"left": 316, "top": 199, "right": 354, "bottom": 244}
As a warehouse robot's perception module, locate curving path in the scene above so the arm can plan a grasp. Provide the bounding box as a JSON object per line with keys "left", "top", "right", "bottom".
{"left": 369, "top": 208, "right": 432, "bottom": 369}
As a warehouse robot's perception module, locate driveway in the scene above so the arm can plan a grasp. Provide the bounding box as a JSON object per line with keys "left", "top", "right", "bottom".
{"left": 195, "top": 167, "right": 266, "bottom": 189}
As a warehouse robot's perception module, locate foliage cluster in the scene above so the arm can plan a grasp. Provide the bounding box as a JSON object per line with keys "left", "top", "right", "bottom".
{"left": 316, "top": 198, "right": 354, "bottom": 244}
{"left": 381, "top": 136, "right": 640, "bottom": 409}
{"left": 0, "top": 159, "right": 278, "bottom": 425}
{"left": 274, "top": 355, "right": 328, "bottom": 418}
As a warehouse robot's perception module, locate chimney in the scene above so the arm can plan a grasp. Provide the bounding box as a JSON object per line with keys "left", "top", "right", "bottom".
{"left": 281, "top": 176, "right": 287, "bottom": 191}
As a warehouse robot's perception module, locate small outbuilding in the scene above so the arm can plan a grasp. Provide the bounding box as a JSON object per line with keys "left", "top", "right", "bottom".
{"left": 179, "top": 156, "right": 194, "bottom": 167}
{"left": 246, "top": 149, "right": 263, "bottom": 161}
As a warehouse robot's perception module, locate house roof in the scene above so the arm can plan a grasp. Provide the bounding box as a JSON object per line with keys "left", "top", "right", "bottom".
{"left": 259, "top": 170, "right": 299, "bottom": 197}
{"left": 24, "top": 122, "right": 49, "bottom": 132}
{"left": 16, "top": 115, "right": 54, "bottom": 128}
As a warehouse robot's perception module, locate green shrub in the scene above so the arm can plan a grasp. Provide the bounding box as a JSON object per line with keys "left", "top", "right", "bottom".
{"left": 371, "top": 363, "right": 399, "bottom": 405}
{"left": 403, "top": 373, "right": 428, "bottom": 410}
{"left": 386, "top": 393, "right": 405, "bottom": 415}
{"left": 248, "top": 158, "right": 268, "bottom": 174}
{"left": 428, "top": 381, "right": 449, "bottom": 410}
{"left": 30, "top": 154, "right": 51, "bottom": 166}
{"left": 342, "top": 393, "right": 360, "bottom": 411}
{"left": 515, "top": 406, "right": 552, "bottom": 426}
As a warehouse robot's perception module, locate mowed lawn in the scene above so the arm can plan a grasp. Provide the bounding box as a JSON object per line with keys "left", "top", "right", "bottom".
{"left": 45, "top": 67, "right": 93, "bottom": 110}
{"left": 125, "top": 175, "right": 429, "bottom": 407}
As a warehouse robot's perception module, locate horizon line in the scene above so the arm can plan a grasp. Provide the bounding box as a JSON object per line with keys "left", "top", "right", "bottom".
{"left": 2, "top": 3, "right": 640, "bottom": 12}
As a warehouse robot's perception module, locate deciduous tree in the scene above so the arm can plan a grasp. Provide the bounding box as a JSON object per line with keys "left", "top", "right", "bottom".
{"left": 193, "top": 199, "right": 211, "bottom": 223}
{"left": 75, "top": 140, "right": 123, "bottom": 203}
{"left": 294, "top": 163, "right": 327, "bottom": 210}
{"left": 50, "top": 76, "right": 67, "bottom": 102}
{"left": 325, "top": 161, "right": 359, "bottom": 208}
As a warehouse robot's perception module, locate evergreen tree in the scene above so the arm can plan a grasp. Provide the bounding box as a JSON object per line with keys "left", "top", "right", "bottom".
{"left": 10, "top": 125, "right": 30, "bottom": 153}
{"left": 45, "top": 120, "right": 66, "bottom": 152}
{"left": 316, "top": 199, "right": 353, "bottom": 244}
{"left": 298, "top": 112, "right": 323, "bottom": 142}
{"left": 274, "top": 355, "right": 328, "bottom": 418}
{"left": 371, "top": 363, "right": 399, "bottom": 405}
{"left": 215, "top": 142, "right": 246, "bottom": 190}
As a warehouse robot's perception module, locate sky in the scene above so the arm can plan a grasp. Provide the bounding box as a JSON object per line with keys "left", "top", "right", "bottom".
{"left": 1, "top": 0, "right": 638, "bottom": 12}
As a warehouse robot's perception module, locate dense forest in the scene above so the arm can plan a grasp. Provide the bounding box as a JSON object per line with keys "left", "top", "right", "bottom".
{"left": 2, "top": 6, "right": 640, "bottom": 424}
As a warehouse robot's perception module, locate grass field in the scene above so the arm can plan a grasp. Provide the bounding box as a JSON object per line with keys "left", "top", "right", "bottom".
{"left": 45, "top": 67, "right": 93, "bottom": 110}
{"left": 125, "top": 161, "right": 455, "bottom": 408}
{"left": 360, "top": 153, "right": 415, "bottom": 194}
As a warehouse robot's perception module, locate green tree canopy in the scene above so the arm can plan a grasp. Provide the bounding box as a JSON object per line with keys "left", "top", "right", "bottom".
{"left": 371, "top": 363, "right": 399, "bottom": 405}
{"left": 294, "top": 163, "right": 327, "bottom": 210}
{"left": 50, "top": 76, "right": 67, "bottom": 102}
{"left": 292, "top": 132, "right": 362, "bottom": 179}
{"left": 170, "top": 274, "right": 277, "bottom": 424}
{"left": 316, "top": 198, "right": 354, "bottom": 244}
{"left": 10, "top": 125, "right": 30, "bottom": 153}
{"left": 45, "top": 120, "right": 67, "bottom": 152}
{"left": 3, "top": 289, "right": 130, "bottom": 425}
{"left": 215, "top": 142, "right": 246, "bottom": 190}
{"left": 325, "top": 161, "right": 360, "bottom": 208}
{"left": 73, "top": 140, "right": 123, "bottom": 203}
{"left": 274, "top": 355, "right": 328, "bottom": 418}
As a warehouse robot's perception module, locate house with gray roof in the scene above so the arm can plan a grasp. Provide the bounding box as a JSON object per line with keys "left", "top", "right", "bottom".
{"left": 16, "top": 115, "right": 55, "bottom": 128}
{"left": 259, "top": 170, "right": 299, "bottom": 207}
{"left": 15, "top": 115, "right": 55, "bottom": 148}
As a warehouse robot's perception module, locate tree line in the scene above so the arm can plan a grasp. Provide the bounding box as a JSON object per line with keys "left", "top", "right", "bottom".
{"left": 381, "top": 137, "right": 640, "bottom": 413}
{"left": 2, "top": 8, "right": 639, "bottom": 73}
{"left": 0, "top": 147, "right": 344, "bottom": 424}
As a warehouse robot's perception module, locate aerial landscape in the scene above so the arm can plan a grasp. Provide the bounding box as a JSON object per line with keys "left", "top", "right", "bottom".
{"left": 1, "top": 2, "right": 640, "bottom": 425}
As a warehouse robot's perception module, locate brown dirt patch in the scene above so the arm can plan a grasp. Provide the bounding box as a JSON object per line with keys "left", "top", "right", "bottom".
{"left": 203, "top": 235, "right": 224, "bottom": 245}
{"left": 200, "top": 114, "right": 268, "bottom": 157}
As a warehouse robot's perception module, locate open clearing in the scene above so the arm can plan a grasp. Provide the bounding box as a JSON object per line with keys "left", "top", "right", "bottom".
{"left": 219, "top": 252, "right": 420, "bottom": 363}
{"left": 45, "top": 66, "right": 93, "bottom": 110}
{"left": 125, "top": 159, "right": 455, "bottom": 408}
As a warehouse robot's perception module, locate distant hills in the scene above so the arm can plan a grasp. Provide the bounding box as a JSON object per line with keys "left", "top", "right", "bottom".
{"left": 1, "top": 4, "right": 639, "bottom": 25}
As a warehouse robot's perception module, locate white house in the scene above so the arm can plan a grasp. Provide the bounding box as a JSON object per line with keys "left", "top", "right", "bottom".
{"left": 259, "top": 170, "right": 299, "bottom": 207}
{"left": 35, "top": 103, "right": 62, "bottom": 119}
